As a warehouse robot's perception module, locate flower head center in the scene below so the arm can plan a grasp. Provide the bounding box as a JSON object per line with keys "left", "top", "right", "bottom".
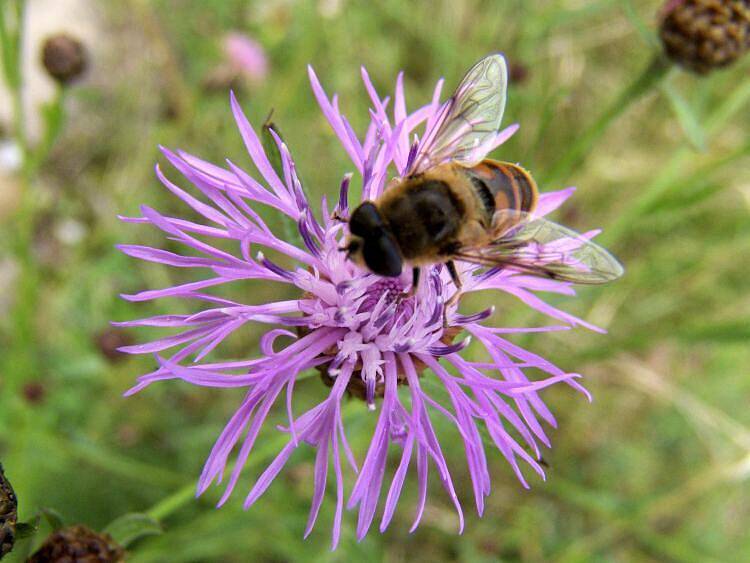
{"left": 356, "top": 277, "right": 416, "bottom": 333}
{"left": 358, "top": 278, "right": 404, "bottom": 312}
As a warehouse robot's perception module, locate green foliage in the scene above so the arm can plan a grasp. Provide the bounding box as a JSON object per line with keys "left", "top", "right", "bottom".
{"left": 0, "top": 0, "right": 749, "bottom": 561}
{"left": 103, "top": 513, "right": 163, "bottom": 548}
{"left": 661, "top": 80, "right": 707, "bottom": 152}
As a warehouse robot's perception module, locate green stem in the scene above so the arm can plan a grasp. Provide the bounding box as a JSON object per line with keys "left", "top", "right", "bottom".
{"left": 0, "top": 2, "right": 38, "bottom": 504}
{"left": 28, "top": 87, "right": 66, "bottom": 176}
{"left": 4, "top": 0, "right": 36, "bottom": 392}
{"left": 1, "top": 1, "right": 28, "bottom": 163}
{"left": 2, "top": 2, "right": 71, "bottom": 404}
{"left": 8, "top": 181, "right": 39, "bottom": 374}
{"left": 146, "top": 484, "right": 196, "bottom": 522}
{"left": 543, "top": 54, "right": 672, "bottom": 187}
{"left": 0, "top": 2, "right": 21, "bottom": 88}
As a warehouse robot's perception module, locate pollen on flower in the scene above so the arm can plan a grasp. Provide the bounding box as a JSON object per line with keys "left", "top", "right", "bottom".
{"left": 118, "top": 60, "right": 603, "bottom": 548}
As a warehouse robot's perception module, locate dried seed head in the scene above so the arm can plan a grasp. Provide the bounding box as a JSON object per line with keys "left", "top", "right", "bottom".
{"left": 659, "top": 0, "right": 750, "bottom": 73}
{"left": 0, "top": 464, "right": 18, "bottom": 559}
{"left": 41, "top": 34, "right": 88, "bottom": 85}
{"left": 27, "top": 525, "right": 125, "bottom": 563}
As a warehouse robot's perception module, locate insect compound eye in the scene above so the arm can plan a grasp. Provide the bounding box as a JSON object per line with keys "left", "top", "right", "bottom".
{"left": 349, "top": 202, "right": 384, "bottom": 237}
{"left": 363, "top": 233, "right": 402, "bottom": 277}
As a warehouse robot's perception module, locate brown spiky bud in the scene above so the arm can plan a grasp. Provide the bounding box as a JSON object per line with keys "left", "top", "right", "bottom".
{"left": 659, "top": 0, "right": 750, "bottom": 73}
{"left": 27, "top": 525, "right": 125, "bottom": 563}
{"left": 0, "top": 464, "right": 18, "bottom": 560}
{"left": 41, "top": 34, "right": 88, "bottom": 85}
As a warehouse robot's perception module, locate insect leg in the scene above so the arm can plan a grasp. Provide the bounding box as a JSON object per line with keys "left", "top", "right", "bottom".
{"left": 443, "top": 260, "right": 463, "bottom": 326}
{"left": 399, "top": 267, "right": 421, "bottom": 301}
{"left": 330, "top": 210, "right": 348, "bottom": 223}
{"left": 408, "top": 267, "right": 421, "bottom": 297}
{"left": 445, "top": 260, "right": 462, "bottom": 290}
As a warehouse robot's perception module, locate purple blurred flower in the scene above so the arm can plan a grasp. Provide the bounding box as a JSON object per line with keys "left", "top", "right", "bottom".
{"left": 117, "top": 64, "right": 603, "bottom": 548}
{"left": 223, "top": 32, "right": 269, "bottom": 84}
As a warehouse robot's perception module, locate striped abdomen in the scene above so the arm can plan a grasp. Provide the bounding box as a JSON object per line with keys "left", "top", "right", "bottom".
{"left": 465, "top": 159, "right": 538, "bottom": 221}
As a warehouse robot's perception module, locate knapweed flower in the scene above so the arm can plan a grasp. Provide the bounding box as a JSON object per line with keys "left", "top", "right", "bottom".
{"left": 203, "top": 33, "right": 269, "bottom": 92}
{"left": 224, "top": 33, "right": 268, "bottom": 81}
{"left": 223, "top": 32, "right": 269, "bottom": 84}
{"left": 118, "top": 63, "right": 605, "bottom": 548}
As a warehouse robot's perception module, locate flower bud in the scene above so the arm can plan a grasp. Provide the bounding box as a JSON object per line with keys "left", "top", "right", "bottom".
{"left": 27, "top": 525, "right": 125, "bottom": 563}
{"left": 22, "top": 381, "right": 46, "bottom": 405}
{"left": 202, "top": 33, "right": 269, "bottom": 92}
{"left": 0, "top": 464, "right": 18, "bottom": 559}
{"left": 659, "top": 0, "right": 750, "bottom": 73}
{"left": 41, "top": 34, "right": 88, "bottom": 85}
{"left": 509, "top": 60, "right": 530, "bottom": 85}
{"left": 224, "top": 32, "right": 269, "bottom": 84}
{"left": 95, "top": 328, "right": 134, "bottom": 363}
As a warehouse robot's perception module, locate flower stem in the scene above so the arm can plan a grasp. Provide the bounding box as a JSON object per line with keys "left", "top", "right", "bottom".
{"left": 543, "top": 54, "right": 672, "bottom": 187}
{"left": 1, "top": 0, "right": 38, "bottom": 393}
{"left": 0, "top": 1, "right": 28, "bottom": 162}
{"left": 146, "top": 484, "right": 196, "bottom": 522}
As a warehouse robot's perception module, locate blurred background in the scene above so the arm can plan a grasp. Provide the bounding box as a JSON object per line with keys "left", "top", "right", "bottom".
{"left": 1, "top": 0, "right": 749, "bottom": 561}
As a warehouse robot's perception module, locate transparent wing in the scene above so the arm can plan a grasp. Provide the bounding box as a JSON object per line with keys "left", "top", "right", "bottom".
{"left": 406, "top": 54, "right": 508, "bottom": 177}
{"left": 454, "top": 211, "right": 624, "bottom": 284}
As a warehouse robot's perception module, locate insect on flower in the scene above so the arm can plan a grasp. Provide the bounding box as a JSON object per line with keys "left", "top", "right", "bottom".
{"left": 342, "top": 54, "right": 623, "bottom": 319}
{"left": 118, "top": 52, "right": 623, "bottom": 548}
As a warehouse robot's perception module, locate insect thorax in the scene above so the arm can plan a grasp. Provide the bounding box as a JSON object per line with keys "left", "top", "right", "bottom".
{"left": 379, "top": 177, "right": 465, "bottom": 260}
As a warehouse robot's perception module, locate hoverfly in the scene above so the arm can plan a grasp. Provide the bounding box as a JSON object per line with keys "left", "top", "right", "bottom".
{"left": 343, "top": 54, "right": 623, "bottom": 312}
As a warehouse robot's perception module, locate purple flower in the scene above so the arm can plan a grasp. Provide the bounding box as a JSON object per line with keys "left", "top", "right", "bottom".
{"left": 223, "top": 32, "right": 269, "bottom": 84}
{"left": 117, "top": 63, "right": 604, "bottom": 548}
